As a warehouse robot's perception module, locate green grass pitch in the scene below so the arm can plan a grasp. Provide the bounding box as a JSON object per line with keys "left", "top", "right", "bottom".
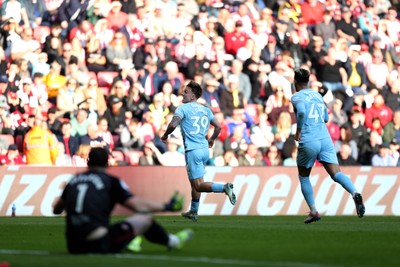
{"left": 0, "top": 216, "right": 399, "bottom": 267}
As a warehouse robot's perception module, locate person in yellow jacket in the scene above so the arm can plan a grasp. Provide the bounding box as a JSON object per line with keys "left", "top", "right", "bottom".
{"left": 23, "top": 116, "right": 59, "bottom": 165}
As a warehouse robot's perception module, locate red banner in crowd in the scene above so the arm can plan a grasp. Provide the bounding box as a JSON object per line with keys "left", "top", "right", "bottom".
{"left": 0, "top": 166, "right": 399, "bottom": 216}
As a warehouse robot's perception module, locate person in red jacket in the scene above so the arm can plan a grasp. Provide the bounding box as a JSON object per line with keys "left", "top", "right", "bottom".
{"left": 0, "top": 144, "right": 25, "bottom": 165}
{"left": 365, "top": 93, "right": 393, "bottom": 129}
{"left": 301, "top": 0, "right": 324, "bottom": 26}
{"left": 224, "top": 21, "right": 248, "bottom": 56}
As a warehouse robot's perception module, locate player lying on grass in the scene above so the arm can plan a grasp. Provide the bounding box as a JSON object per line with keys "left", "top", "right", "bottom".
{"left": 53, "top": 147, "right": 192, "bottom": 254}
{"left": 161, "top": 81, "right": 236, "bottom": 222}
{"left": 291, "top": 68, "right": 365, "bottom": 224}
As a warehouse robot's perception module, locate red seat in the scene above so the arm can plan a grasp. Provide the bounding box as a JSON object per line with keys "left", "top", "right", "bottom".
{"left": 97, "top": 71, "right": 118, "bottom": 88}
{"left": 0, "top": 134, "right": 15, "bottom": 146}
{"left": 33, "top": 26, "right": 51, "bottom": 44}
{"left": 88, "top": 71, "right": 97, "bottom": 80}
{"left": 124, "top": 150, "right": 143, "bottom": 166}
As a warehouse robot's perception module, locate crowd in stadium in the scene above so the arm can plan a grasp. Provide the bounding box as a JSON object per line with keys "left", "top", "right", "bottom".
{"left": 0, "top": 0, "right": 399, "bottom": 167}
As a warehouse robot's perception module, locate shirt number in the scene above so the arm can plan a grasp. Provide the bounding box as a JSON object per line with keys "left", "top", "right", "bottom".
{"left": 75, "top": 184, "right": 89, "bottom": 213}
{"left": 308, "top": 103, "right": 325, "bottom": 123}
{"left": 190, "top": 116, "right": 208, "bottom": 134}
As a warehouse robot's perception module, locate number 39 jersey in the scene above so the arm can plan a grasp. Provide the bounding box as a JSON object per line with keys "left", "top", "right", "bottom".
{"left": 291, "top": 89, "right": 330, "bottom": 144}
{"left": 61, "top": 171, "right": 133, "bottom": 239}
{"left": 174, "top": 102, "right": 214, "bottom": 151}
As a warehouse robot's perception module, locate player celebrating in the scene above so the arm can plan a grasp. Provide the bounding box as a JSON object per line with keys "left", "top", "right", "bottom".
{"left": 53, "top": 147, "right": 192, "bottom": 253}
{"left": 291, "top": 69, "right": 365, "bottom": 223}
{"left": 161, "top": 81, "right": 236, "bottom": 222}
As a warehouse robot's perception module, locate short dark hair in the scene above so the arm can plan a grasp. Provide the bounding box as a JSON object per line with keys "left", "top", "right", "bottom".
{"left": 87, "top": 147, "right": 109, "bottom": 168}
{"left": 187, "top": 80, "right": 203, "bottom": 99}
{"left": 294, "top": 68, "right": 310, "bottom": 85}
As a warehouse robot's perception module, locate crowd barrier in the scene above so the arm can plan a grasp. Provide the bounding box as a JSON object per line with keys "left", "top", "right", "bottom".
{"left": 0, "top": 166, "right": 399, "bottom": 216}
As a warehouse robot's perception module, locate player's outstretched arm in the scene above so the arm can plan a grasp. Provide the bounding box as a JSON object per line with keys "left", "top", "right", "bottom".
{"left": 161, "top": 116, "right": 182, "bottom": 143}
{"left": 53, "top": 198, "right": 65, "bottom": 215}
{"left": 123, "top": 192, "right": 184, "bottom": 213}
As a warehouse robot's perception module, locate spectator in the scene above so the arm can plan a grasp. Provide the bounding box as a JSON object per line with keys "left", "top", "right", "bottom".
{"left": 138, "top": 57, "right": 164, "bottom": 99}
{"left": 126, "top": 82, "right": 150, "bottom": 121}
{"left": 79, "top": 123, "right": 110, "bottom": 154}
{"left": 264, "top": 144, "right": 282, "bottom": 166}
{"left": 271, "top": 111, "right": 295, "bottom": 150}
{"left": 326, "top": 111, "right": 341, "bottom": 143}
{"left": 349, "top": 109, "right": 368, "bottom": 147}
{"left": 366, "top": 49, "right": 390, "bottom": 90}
{"left": 155, "top": 135, "right": 185, "bottom": 166}
{"left": 336, "top": 6, "right": 363, "bottom": 45}
{"left": 265, "top": 85, "right": 294, "bottom": 125}
{"left": 120, "top": 118, "right": 143, "bottom": 151}
{"left": 267, "top": 61, "right": 293, "bottom": 101}
{"left": 71, "top": 143, "right": 91, "bottom": 166}
{"left": 1, "top": 0, "right": 30, "bottom": 27}
{"left": 224, "top": 21, "right": 248, "bottom": 56}
{"left": 358, "top": 130, "right": 381, "bottom": 165}
{"left": 111, "top": 62, "right": 135, "bottom": 95}
{"left": 56, "top": 121, "right": 79, "bottom": 157}
{"left": 315, "top": 10, "right": 338, "bottom": 48}
{"left": 335, "top": 124, "right": 359, "bottom": 160}
{"left": 261, "top": 35, "right": 282, "bottom": 68}
{"left": 58, "top": 0, "right": 90, "bottom": 31}
{"left": 345, "top": 47, "right": 368, "bottom": 94}
{"left": 371, "top": 142, "right": 399, "bottom": 166}
{"left": 106, "top": 32, "right": 132, "bottom": 71}
{"left": 59, "top": 42, "right": 79, "bottom": 76}
{"left": 109, "top": 80, "right": 129, "bottom": 109}
{"left": 318, "top": 47, "right": 349, "bottom": 93}
{"left": 81, "top": 78, "right": 107, "bottom": 116}
{"left": 330, "top": 98, "right": 348, "bottom": 127}
{"left": 138, "top": 141, "right": 161, "bottom": 166}
{"left": 55, "top": 141, "right": 73, "bottom": 166}
{"left": 201, "top": 79, "right": 221, "bottom": 113}
{"left": 383, "top": 80, "right": 400, "bottom": 112}
{"left": 283, "top": 145, "right": 297, "bottom": 166}
{"left": 214, "top": 150, "right": 239, "bottom": 167}
{"left": 228, "top": 59, "right": 252, "bottom": 103}
{"left": 0, "top": 144, "right": 25, "bottom": 165}
{"left": 237, "top": 143, "right": 265, "bottom": 166}
{"left": 383, "top": 110, "right": 400, "bottom": 145}
{"left": 43, "top": 59, "right": 67, "bottom": 105}
{"left": 250, "top": 112, "right": 274, "bottom": 152}
{"left": 358, "top": 2, "right": 379, "bottom": 44}
{"left": 44, "top": 23, "right": 64, "bottom": 56}
{"left": 70, "top": 108, "right": 97, "bottom": 137}
{"left": 23, "top": 116, "right": 58, "bottom": 165}
{"left": 242, "top": 46, "right": 264, "bottom": 104}
{"left": 364, "top": 93, "right": 393, "bottom": 129}
{"left": 97, "top": 117, "right": 115, "bottom": 150}
{"left": 300, "top": 0, "right": 324, "bottom": 27}
{"left": 337, "top": 142, "right": 359, "bottom": 166}
{"left": 103, "top": 95, "right": 127, "bottom": 135}
{"left": 47, "top": 107, "right": 62, "bottom": 136}
{"left": 223, "top": 124, "right": 249, "bottom": 155}
{"left": 219, "top": 75, "right": 245, "bottom": 117}
{"left": 56, "top": 78, "right": 85, "bottom": 118}
{"left": 186, "top": 43, "right": 210, "bottom": 80}
{"left": 85, "top": 35, "right": 107, "bottom": 73}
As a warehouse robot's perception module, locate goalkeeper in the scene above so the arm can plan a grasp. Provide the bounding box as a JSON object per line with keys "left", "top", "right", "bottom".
{"left": 53, "top": 147, "right": 191, "bottom": 254}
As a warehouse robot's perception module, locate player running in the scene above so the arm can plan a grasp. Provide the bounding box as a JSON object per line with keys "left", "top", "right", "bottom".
{"left": 161, "top": 81, "right": 236, "bottom": 222}
{"left": 291, "top": 68, "right": 365, "bottom": 223}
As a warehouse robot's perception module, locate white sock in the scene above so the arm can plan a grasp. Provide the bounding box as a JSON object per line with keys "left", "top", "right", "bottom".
{"left": 168, "top": 234, "right": 179, "bottom": 248}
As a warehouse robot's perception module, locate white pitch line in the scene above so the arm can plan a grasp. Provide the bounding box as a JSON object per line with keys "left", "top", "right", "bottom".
{"left": 0, "top": 249, "right": 348, "bottom": 267}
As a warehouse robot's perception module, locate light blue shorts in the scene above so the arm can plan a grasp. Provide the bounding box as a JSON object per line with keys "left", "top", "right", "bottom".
{"left": 185, "top": 147, "right": 209, "bottom": 180}
{"left": 297, "top": 138, "right": 338, "bottom": 168}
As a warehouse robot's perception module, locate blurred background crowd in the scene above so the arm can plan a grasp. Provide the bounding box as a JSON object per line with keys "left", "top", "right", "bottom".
{"left": 0, "top": 0, "right": 399, "bottom": 167}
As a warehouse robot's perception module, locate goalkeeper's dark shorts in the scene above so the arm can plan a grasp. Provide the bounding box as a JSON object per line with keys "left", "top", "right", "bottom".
{"left": 67, "top": 222, "right": 136, "bottom": 254}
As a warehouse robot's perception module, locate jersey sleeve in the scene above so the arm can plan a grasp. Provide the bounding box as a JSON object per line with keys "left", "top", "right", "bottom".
{"left": 111, "top": 177, "right": 134, "bottom": 204}
{"left": 174, "top": 105, "right": 184, "bottom": 119}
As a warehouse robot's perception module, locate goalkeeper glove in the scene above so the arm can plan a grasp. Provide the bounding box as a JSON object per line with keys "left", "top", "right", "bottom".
{"left": 164, "top": 192, "right": 184, "bottom": 211}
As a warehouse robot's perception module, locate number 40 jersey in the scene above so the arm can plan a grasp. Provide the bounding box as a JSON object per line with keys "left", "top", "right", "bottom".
{"left": 291, "top": 89, "right": 331, "bottom": 144}
{"left": 174, "top": 102, "right": 214, "bottom": 151}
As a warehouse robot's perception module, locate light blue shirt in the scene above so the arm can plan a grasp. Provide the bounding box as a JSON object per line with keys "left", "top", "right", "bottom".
{"left": 291, "top": 89, "right": 330, "bottom": 143}
{"left": 174, "top": 102, "right": 214, "bottom": 151}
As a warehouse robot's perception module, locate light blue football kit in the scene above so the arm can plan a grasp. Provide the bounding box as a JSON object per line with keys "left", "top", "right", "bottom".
{"left": 174, "top": 102, "right": 215, "bottom": 180}
{"left": 291, "top": 89, "right": 357, "bottom": 215}
{"left": 291, "top": 88, "right": 338, "bottom": 167}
